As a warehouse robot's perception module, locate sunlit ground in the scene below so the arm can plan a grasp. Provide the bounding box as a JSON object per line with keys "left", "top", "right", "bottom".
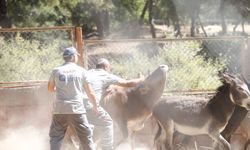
{"left": 115, "top": 142, "right": 151, "bottom": 150}
{"left": 0, "top": 126, "right": 248, "bottom": 150}
{"left": 0, "top": 126, "right": 152, "bottom": 150}
{"left": 0, "top": 126, "right": 49, "bottom": 150}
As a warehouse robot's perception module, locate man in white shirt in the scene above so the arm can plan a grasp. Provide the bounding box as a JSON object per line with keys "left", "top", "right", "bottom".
{"left": 83, "top": 58, "right": 143, "bottom": 150}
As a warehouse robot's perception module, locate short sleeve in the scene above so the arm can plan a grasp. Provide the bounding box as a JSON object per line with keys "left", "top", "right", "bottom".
{"left": 106, "top": 73, "right": 123, "bottom": 85}
{"left": 81, "top": 68, "right": 89, "bottom": 84}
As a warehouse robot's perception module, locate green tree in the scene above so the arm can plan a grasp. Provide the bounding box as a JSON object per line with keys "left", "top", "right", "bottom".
{"left": 0, "top": 0, "right": 11, "bottom": 28}
{"left": 219, "top": 0, "right": 250, "bottom": 34}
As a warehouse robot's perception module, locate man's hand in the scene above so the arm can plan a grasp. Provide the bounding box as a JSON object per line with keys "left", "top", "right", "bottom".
{"left": 92, "top": 105, "right": 99, "bottom": 115}
{"left": 83, "top": 82, "right": 99, "bottom": 114}
{"left": 48, "top": 80, "right": 56, "bottom": 92}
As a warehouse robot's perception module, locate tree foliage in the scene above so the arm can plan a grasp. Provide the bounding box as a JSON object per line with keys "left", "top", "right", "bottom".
{"left": 110, "top": 41, "right": 225, "bottom": 91}
{"left": 1, "top": 0, "right": 250, "bottom": 37}
{"left": 0, "top": 34, "right": 63, "bottom": 81}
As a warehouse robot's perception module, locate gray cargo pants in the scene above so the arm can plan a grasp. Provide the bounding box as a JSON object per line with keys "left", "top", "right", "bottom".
{"left": 86, "top": 107, "right": 113, "bottom": 150}
{"left": 49, "top": 114, "right": 95, "bottom": 150}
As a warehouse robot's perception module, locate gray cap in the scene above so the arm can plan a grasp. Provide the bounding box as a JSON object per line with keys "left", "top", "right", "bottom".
{"left": 63, "top": 47, "right": 79, "bottom": 57}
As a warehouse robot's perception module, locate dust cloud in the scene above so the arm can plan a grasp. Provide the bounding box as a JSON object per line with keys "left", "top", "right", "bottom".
{"left": 115, "top": 142, "right": 151, "bottom": 150}
{"left": 0, "top": 126, "right": 49, "bottom": 150}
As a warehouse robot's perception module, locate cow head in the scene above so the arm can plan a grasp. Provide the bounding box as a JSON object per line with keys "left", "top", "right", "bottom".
{"left": 134, "top": 65, "right": 168, "bottom": 108}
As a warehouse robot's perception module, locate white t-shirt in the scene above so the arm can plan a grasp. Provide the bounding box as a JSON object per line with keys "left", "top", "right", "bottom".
{"left": 49, "top": 62, "right": 88, "bottom": 114}
{"left": 83, "top": 69, "right": 122, "bottom": 110}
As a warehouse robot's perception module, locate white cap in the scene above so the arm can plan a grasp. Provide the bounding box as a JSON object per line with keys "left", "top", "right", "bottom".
{"left": 97, "top": 58, "right": 110, "bottom": 65}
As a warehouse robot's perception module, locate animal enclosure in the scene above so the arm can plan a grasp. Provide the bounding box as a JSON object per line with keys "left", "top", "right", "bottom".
{"left": 84, "top": 37, "right": 250, "bottom": 93}
{"left": 1, "top": 27, "right": 250, "bottom": 149}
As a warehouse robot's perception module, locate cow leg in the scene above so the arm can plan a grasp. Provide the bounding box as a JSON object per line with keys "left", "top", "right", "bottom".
{"left": 154, "top": 119, "right": 174, "bottom": 150}
{"left": 154, "top": 122, "right": 166, "bottom": 150}
{"left": 244, "top": 139, "right": 250, "bottom": 150}
{"left": 118, "top": 118, "right": 129, "bottom": 139}
{"left": 114, "top": 118, "right": 129, "bottom": 149}
{"left": 163, "top": 120, "right": 174, "bottom": 150}
{"left": 210, "top": 133, "right": 230, "bottom": 150}
{"left": 128, "top": 131, "right": 136, "bottom": 150}
{"left": 173, "top": 132, "right": 192, "bottom": 150}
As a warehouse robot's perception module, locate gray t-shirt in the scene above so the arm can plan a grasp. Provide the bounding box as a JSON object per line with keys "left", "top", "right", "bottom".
{"left": 49, "top": 62, "right": 88, "bottom": 114}
{"left": 83, "top": 69, "right": 122, "bottom": 110}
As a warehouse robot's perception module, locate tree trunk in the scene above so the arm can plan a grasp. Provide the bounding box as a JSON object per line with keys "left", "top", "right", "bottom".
{"left": 241, "top": 20, "right": 245, "bottom": 34}
{"left": 91, "top": 10, "right": 104, "bottom": 38}
{"left": 139, "top": 0, "right": 149, "bottom": 25}
{"left": 0, "top": 0, "right": 7, "bottom": 18}
{"left": 190, "top": 3, "right": 201, "bottom": 37}
{"left": 0, "top": 0, "right": 11, "bottom": 28}
{"left": 103, "top": 10, "right": 110, "bottom": 36}
{"left": 197, "top": 16, "right": 207, "bottom": 37}
{"left": 148, "top": 0, "right": 156, "bottom": 38}
{"left": 233, "top": 20, "right": 240, "bottom": 32}
{"left": 167, "top": 0, "right": 181, "bottom": 37}
{"left": 220, "top": 0, "right": 227, "bottom": 34}
{"left": 190, "top": 16, "right": 196, "bottom": 37}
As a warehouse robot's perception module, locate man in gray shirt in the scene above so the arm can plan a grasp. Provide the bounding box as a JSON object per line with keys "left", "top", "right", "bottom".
{"left": 83, "top": 58, "right": 143, "bottom": 150}
{"left": 48, "top": 47, "right": 97, "bottom": 150}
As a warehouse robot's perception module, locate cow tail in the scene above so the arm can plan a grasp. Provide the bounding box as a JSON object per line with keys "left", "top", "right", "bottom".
{"left": 154, "top": 121, "right": 164, "bottom": 150}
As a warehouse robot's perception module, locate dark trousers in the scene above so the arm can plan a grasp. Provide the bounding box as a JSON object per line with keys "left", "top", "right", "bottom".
{"left": 49, "top": 114, "right": 95, "bottom": 150}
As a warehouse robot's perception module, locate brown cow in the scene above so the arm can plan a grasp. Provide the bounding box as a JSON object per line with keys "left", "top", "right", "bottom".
{"left": 238, "top": 113, "right": 250, "bottom": 150}
{"left": 100, "top": 65, "right": 168, "bottom": 148}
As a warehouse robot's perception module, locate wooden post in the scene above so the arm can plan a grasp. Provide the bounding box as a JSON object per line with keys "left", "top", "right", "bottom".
{"left": 75, "top": 27, "right": 84, "bottom": 67}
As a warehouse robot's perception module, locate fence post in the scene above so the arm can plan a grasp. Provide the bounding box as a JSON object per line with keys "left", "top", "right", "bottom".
{"left": 75, "top": 27, "right": 84, "bottom": 67}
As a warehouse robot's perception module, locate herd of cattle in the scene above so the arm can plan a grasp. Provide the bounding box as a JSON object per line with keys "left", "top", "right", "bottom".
{"left": 99, "top": 65, "right": 250, "bottom": 150}
{"left": 3, "top": 64, "right": 250, "bottom": 150}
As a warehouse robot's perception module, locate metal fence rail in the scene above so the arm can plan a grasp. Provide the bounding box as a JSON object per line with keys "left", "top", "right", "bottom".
{"left": 0, "top": 26, "right": 75, "bottom": 45}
